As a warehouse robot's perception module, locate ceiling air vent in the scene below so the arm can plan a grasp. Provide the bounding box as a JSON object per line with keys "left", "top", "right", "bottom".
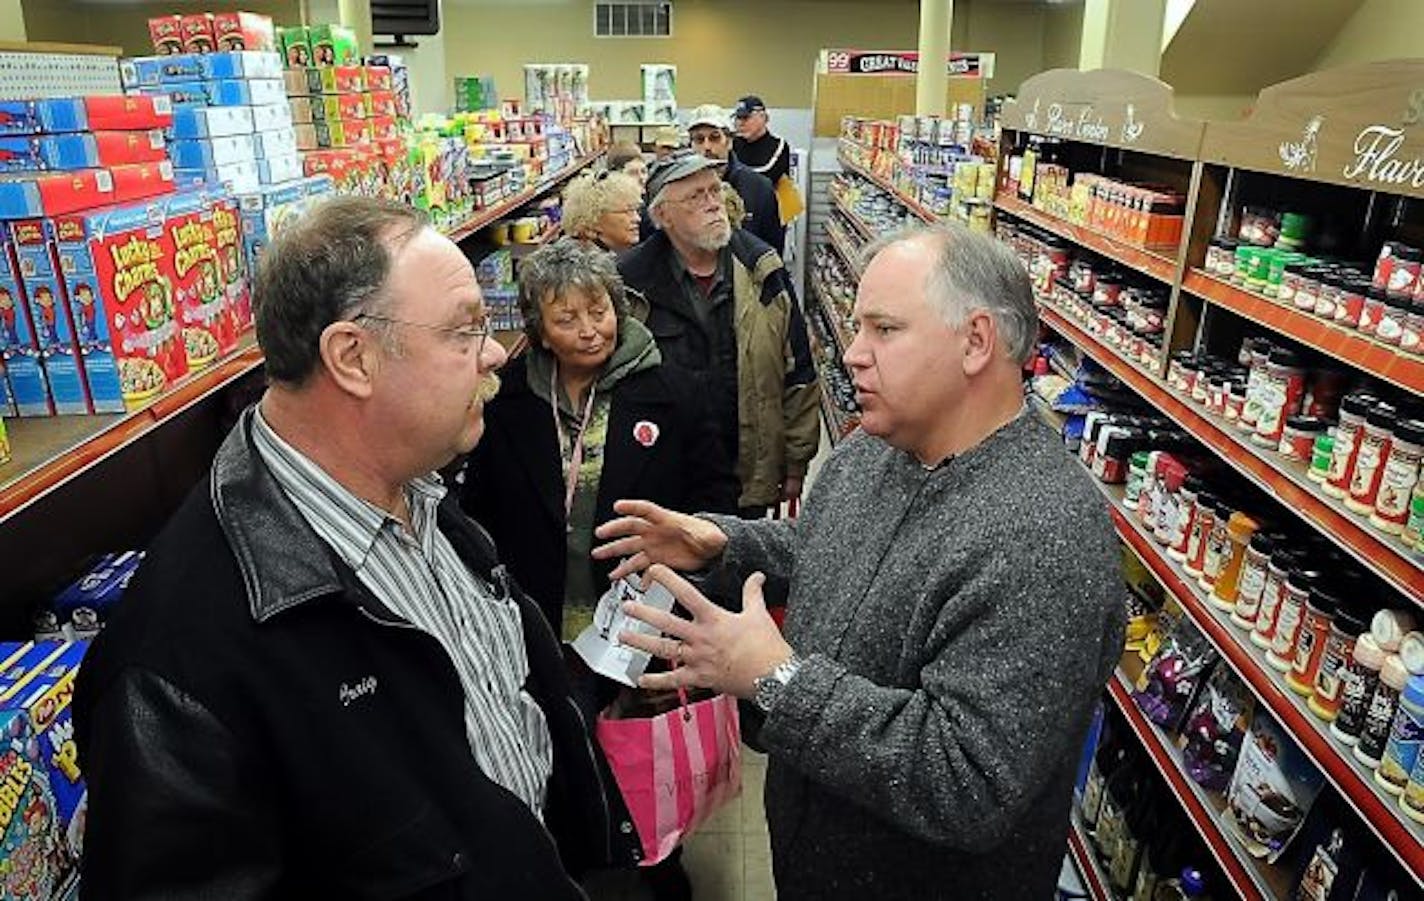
{"left": 595, "top": 2, "right": 673, "bottom": 38}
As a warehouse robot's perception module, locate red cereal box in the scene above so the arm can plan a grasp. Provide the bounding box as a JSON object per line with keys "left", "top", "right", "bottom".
{"left": 148, "top": 16, "right": 183, "bottom": 55}
{"left": 109, "top": 161, "right": 175, "bottom": 204}
{"left": 209, "top": 193, "right": 250, "bottom": 334}
{"left": 368, "top": 116, "right": 399, "bottom": 142}
{"left": 365, "top": 66, "right": 393, "bottom": 92}
{"left": 366, "top": 91, "right": 397, "bottom": 119}
{"left": 180, "top": 14, "right": 216, "bottom": 54}
{"left": 212, "top": 11, "right": 276, "bottom": 52}
{"left": 302, "top": 149, "right": 359, "bottom": 195}
{"left": 164, "top": 190, "right": 235, "bottom": 370}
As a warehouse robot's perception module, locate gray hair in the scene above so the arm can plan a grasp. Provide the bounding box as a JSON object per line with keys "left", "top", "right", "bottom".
{"left": 254, "top": 196, "right": 427, "bottom": 385}
{"left": 561, "top": 170, "right": 643, "bottom": 242}
{"left": 518, "top": 237, "right": 629, "bottom": 345}
{"left": 863, "top": 222, "right": 1038, "bottom": 364}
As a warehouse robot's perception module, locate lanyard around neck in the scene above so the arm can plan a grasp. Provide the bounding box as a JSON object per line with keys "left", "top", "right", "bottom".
{"left": 550, "top": 364, "right": 598, "bottom": 520}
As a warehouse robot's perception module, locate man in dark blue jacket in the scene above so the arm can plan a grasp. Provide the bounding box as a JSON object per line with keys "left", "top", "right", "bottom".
{"left": 73, "top": 197, "right": 636, "bottom": 899}
{"left": 686, "top": 103, "right": 784, "bottom": 253}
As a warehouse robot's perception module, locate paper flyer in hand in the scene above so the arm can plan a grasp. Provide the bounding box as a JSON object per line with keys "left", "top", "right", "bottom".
{"left": 572, "top": 575, "right": 677, "bottom": 687}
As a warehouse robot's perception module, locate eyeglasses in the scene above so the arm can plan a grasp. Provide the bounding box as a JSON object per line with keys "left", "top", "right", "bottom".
{"left": 354, "top": 313, "right": 491, "bottom": 355}
{"left": 666, "top": 185, "right": 722, "bottom": 209}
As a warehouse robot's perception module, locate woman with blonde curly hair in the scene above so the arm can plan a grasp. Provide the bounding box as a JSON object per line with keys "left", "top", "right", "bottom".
{"left": 561, "top": 169, "right": 643, "bottom": 253}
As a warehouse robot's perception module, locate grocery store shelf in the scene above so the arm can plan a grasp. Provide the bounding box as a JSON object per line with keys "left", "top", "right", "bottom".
{"left": 825, "top": 219, "right": 866, "bottom": 278}
{"left": 828, "top": 189, "right": 876, "bottom": 243}
{"left": 0, "top": 335, "right": 264, "bottom": 526}
{"left": 1037, "top": 299, "right": 1424, "bottom": 601}
{"left": 1182, "top": 270, "right": 1424, "bottom": 396}
{"left": 1095, "top": 472, "right": 1424, "bottom": 886}
{"left": 995, "top": 194, "right": 1179, "bottom": 285}
{"left": 1106, "top": 667, "right": 1283, "bottom": 900}
{"left": 836, "top": 147, "right": 936, "bottom": 224}
{"left": 443, "top": 149, "right": 604, "bottom": 245}
{"left": 1065, "top": 810, "right": 1113, "bottom": 901}
{"left": 808, "top": 277, "right": 855, "bottom": 356}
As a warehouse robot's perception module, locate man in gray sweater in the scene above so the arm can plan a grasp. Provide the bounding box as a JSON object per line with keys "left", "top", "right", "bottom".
{"left": 594, "top": 222, "right": 1125, "bottom": 899}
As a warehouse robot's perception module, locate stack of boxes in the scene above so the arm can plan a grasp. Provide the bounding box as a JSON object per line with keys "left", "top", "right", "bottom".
{"left": 0, "top": 95, "right": 177, "bottom": 416}
{"left": 477, "top": 249, "right": 520, "bottom": 332}
{"left": 148, "top": 9, "right": 276, "bottom": 55}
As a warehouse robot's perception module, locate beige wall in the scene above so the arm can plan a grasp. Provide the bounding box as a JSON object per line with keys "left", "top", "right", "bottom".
{"left": 1040, "top": 2, "right": 1083, "bottom": 74}
{"left": 1313, "top": 0, "right": 1423, "bottom": 70}
{"left": 23, "top": 0, "right": 301, "bottom": 55}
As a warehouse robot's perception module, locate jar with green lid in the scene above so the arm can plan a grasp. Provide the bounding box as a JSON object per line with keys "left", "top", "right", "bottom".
{"left": 1266, "top": 251, "right": 1306, "bottom": 298}
{"left": 1402, "top": 477, "right": 1424, "bottom": 556}
{"left": 1123, "top": 451, "right": 1151, "bottom": 511}
{"left": 1233, "top": 244, "right": 1253, "bottom": 286}
{"left": 1278, "top": 211, "right": 1312, "bottom": 250}
{"left": 1308, "top": 430, "right": 1335, "bottom": 483}
{"left": 1246, "top": 247, "right": 1273, "bottom": 293}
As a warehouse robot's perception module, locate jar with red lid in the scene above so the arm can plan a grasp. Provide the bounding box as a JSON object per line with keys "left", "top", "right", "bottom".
{"left": 1070, "top": 259, "right": 1096, "bottom": 297}
{"left": 1230, "top": 531, "right": 1278, "bottom": 630}
{"left": 1346, "top": 403, "right": 1398, "bottom": 514}
{"left": 1369, "top": 418, "right": 1424, "bottom": 534}
{"left": 1359, "top": 287, "right": 1389, "bottom": 335}
{"left": 1287, "top": 584, "right": 1340, "bottom": 696}
{"left": 1325, "top": 392, "right": 1377, "bottom": 499}
{"left": 1313, "top": 272, "right": 1342, "bottom": 320}
{"left": 1153, "top": 461, "right": 1188, "bottom": 545}
{"left": 1252, "top": 348, "right": 1307, "bottom": 447}
{"left": 1376, "top": 294, "right": 1411, "bottom": 347}
{"left": 1278, "top": 415, "right": 1327, "bottom": 464}
{"left": 1208, "top": 373, "right": 1231, "bottom": 416}
{"left": 1268, "top": 567, "right": 1320, "bottom": 671}
{"left": 1251, "top": 546, "right": 1303, "bottom": 650}
{"left": 1334, "top": 278, "right": 1370, "bottom": 329}
{"left": 1184, "top": 491, "right": 1218, "bottom": 577}
{"left": 1168, "top": 475, "right": 1204, "bottom": 561}
{"left": 1376, "top": 240, "right": 1409, "bottom": 290}
{"left": 1309, "top": 602, "right": 1371, "bottom": 721}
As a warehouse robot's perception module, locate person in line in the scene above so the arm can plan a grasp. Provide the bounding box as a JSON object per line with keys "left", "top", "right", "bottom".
{"left": 74, "top": 197, "right": 622, "bottom": 899}
{"left": 596, "top": 222, "right": 1126, "bottom": 900}
{"left": 619, "top": 151, "right": 819, "bottom": 517}
{"left": 731, "top": 95, "right": 790, "bottom": 187}
{"left": 652, "top": 126, "right": 681, "bottom": 160}
{"left": 685, "top": 104, "right": 783, "bottom": 252}
{"left": 461, "top": 237, "right": 736, "bottom": 642}
{"left": 562, "top": 169, "right": 643, "bottom": 253}
{"left": 606, "top": 139, "right": 649, "bottom": 189}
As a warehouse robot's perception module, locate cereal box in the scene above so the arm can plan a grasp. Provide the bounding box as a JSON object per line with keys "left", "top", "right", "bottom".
{"left": 0, "top": 102, "right": 41, "bottom": 137}
{"left": 36, "top": 131, "right": 168, "bottom": 170}
{"left": 109, "top": 161, "right": 175, "bottom": 205}
{"left": 366, "top": 66, "right": 393, "bottom": 92}
{"left": 0, "top": 361, "right": 15, "bottom": 417}
{"left": 308, "top": 24, "right": 358, "bottom": 67}
{"left": 250, "top": 103, "right": 292, "bottom": 133}
{"left": 148, "top": 15, "right": 183, "bottom": 55}
{"left": 0, "top": 229, "right": 49, "bottom": 416}
{"left": 170, "top": 135, "right": 256, "bottom": 169}
{"left": 212, "top": 11, "right": 276, "bottom": 52}
{"left": 197, "top": 51, "right": 282, "bottom": 81}
{"left": 133, "top": 82, "right": 207, "bottom": 108}
{"left": 256, "top": 153, "right": 302, "bottom": 185}
{"left": 170, "top": 106, "right": 254, "bottom": 140}
{"left": 0, "top": 642, "right": 66, "bottom": 699}
{"left": 11, "top": 220, "right": 94, "bottom": 414}
{"left": 0, "top": 171, "right": 114, "bottom": 219}
{"left": 164, "top": 189, "right": 236, "bottom": 370}
{"left": 0, "top": 139, "right": 42, "bottom": 173}
{"left": 119, "top": 54, "right": 202, "bottom": 90}
{"left": 0, "top": 410, "right": 7, "bottom": 462}
{"left": 292, "top": 123, "right": 318, "bottom": 152}
{"left": 366, "top": 91, "right": 398, "bottom": 120}
{"left": 252, "top": 128, "right": 297, "bottom": 160}
{"left": 0, "top": 711, "right": 64, "bottom": 899}
{"left": 278, "top": 25, "right": 312, "bottom": 68}
{"left": 281, "top": 68, "right": 309, "bottom": 98}
{"left": 180, "top": 14, "right": 216, "bottom": 54}
{"left": 315, "top": 119, "right": 371, "bottom": 149}
{"left": 209, "top": 193, "right": 250, "bottom": 334}
{"left": 303, "top": 65, "right": 365, "bottom": 96}
{"left": 50, "top": 553, "right": 140, "bottom": 637}
{"left": 51, "top": 201, "right": 187, "bottom": 409}
{"left": 203, "top": 79, "right": 285, "bottom": 108}
{"left": 175, "top": 160, "right": 260, "bottom": 195}
{"left": 304, "top": 93, "right": 366, "bottom": 123}
{"left": 36, "top": 96, "right": 173, "bottom": 133}
{"left": 24, "top": 645, "right": 89, "bottom": 871}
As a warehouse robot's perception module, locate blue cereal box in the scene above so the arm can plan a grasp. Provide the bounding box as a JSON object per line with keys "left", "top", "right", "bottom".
{"left": 51, "top": 552, "right": 141, "bottom": 638}
{"left": 0, "top": 642, "right": 67, "bottom": 701}
{"left": 169, "top": 105, "right": 253, "bottom": 140}
{"left": 251, "top": 128, "right": 296, "bottom": 160}
{"left": 197, "top": 51, "right": 282, "bottom": 81}
{"left": 0, "top": 227, "right": 49, "bottom": 416}
{"left": 0, "top": 102, "right": 41, "bottom": 137}
{"left": 203, "top": 78, "right": 284, "bottom": 108}
{"left": 174, "top": 160, "right": 259, "bottom": 195}
{"left": 11, "top": 220, "right": 94, "bottom": 414}
{"left": 135, "top": 82, "right": 207, "bottom": 108}
{"left": 0, "top": 138, "right": 42, "bottom": 173}
{"left": 0, "top": 361, "right": 15, "bottom": 417}
{"left": 20, "top": 642, "right": 89, "bottom": 872}
{"left": 119, "top": 54, "right": 203, "bottom": 90}
{"left": 257, "top": 153, "right": 302, "bottom": 186}
{"left": 170, "top": 134, "right": 256, "bottom": 169}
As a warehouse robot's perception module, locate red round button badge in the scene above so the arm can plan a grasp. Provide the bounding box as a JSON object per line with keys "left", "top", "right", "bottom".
{"left": 633, "top": 420, "right": 660, "bottom": 447}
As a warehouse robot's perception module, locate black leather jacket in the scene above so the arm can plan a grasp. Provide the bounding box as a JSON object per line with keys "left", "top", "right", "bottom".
{"left": 74, "top": 409, "right": 638, "bottom": 900}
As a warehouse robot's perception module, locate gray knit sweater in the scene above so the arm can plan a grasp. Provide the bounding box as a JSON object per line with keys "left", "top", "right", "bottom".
{"left": 705, "top": 412, "right": 1124, "bottom": 900}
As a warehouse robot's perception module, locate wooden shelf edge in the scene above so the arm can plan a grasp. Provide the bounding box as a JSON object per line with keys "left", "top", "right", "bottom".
{"left": 1105, "top": 673, "right": 1270, "bottom": 900}
{"left": 994, "top": 194, "right": 1179, "bottom": 284}
{"left": 1106, "top": 501, "right": 1424, "bottom": 884}
{"left": 443, "top": 150, "right": 604, "bottom": 245}
{"left": 1038, "top": 300, "right": 1424, "bottom": 600}
{"left": 1181, "top": 270, "right": 1424, "bottom": 396}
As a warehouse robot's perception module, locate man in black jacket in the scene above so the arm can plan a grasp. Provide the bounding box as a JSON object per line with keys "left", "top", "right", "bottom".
{"left": 74, "top": 197, "right": 633, "bottom": 899}
{"left": 686, "top": 103, "right": 784, "bottom": 252}
{"left": 732, "top": 95, "right": 790, "bottom": 187}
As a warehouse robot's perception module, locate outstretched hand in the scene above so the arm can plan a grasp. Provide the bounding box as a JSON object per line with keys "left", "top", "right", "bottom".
{"left": 592, "top": 499, "right": 729, "bottom": 581}
{"left": 617, "top": 565, "right": 793, "bottom": 699}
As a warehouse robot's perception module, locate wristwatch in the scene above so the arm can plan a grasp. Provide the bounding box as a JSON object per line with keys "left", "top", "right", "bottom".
{"left": 752, "top": 652, "right": 803, "bottom": 714}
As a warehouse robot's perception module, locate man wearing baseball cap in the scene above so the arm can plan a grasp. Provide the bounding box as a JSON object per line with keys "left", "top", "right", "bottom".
{"left": 732, "top": 95, "right": 791, "bottom": 187}
{"left": 619, "top": 150, "right": 820, "bottom": 516}
{"left": 652, "top": 125, "right": 681, "bottom": 160}
{"left": 685, "top": 103, "right": 783, "bottom": 252}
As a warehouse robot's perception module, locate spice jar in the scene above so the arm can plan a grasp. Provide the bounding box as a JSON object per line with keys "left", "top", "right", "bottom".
{"left": 1184, "top": 491, "right": 1218, "bottom": 578}
{"left": 1287, "top": 583, "right": 1340, "bottom": 696}
{"left": 1402, "top": 479, "right": 1424, "bottom": 555}
{"left": 1355, "top": 654, "right": 1409, "bottom": 768}
{"left": 1239, "top": 341, "right": 1273, "bottom": 432}
{"left": 1190, "top": 364, "right": 1214, "bottom": 406}
{"left": 1359, "top": 287, "right": 1389, "bottom": 336}
{"left": 1370, "top": 418, "right": 1424, "bottom": 534}
{"left": 1376, "top": 674, "right": 1424, "bottom": 794}
{"left": 1334, "top": 277, "right": 1370, "bottom": 329}
{"left": 1401, "top": 734, "right": 1424, "bottom": 823}
{"left": 1377, "top": 294, "right": 1411, "bottom": 347}
{"left": 1211, "top": 512, "right": 1261, "bottom": 610}
{"left": 1166, "top": 351, "right": 1193, "bottom": 393}
{"left": 1229, "top": 531, "right": 1277, "bottom": 630}
{"left": 1332, "top": 633, "right": 1386, "bottom": 745}
{"left": 1279, "top": 261, "right": 1306, "bottom": 307}
{"left": 1309, "top": 604, "right": 1371, "bottom": 721}
{"left": 1313, "top": 271, "right": 1342, "bottom": 320}
{"left": 1293, "top": 267, "right": 1322, "bottom": 313}
{"left": 1252, "top": 348, "right": 1307, "bottom": 448}
{"left": 1168, "top": 476, "right": 1204, "bottom": 562}
{"left": 1278, "top": 415, "right": 1327, "bottom": 464}
{"left": 1401, "top": 305, "right": 1424, "bottom": 356}
{"left": 1346, "top": 403, "right": 1398, "bottom": 515}
{"left": 1123, "top": 450, "right": 1151, "bottom": 510}
{"left": 1373, "top": 609, "right": 1418, "bottom": 653}
{"left": 1225, "top": 381, "right": 1247, "bottom": 422}
{"left": 1308, "top": 430, "right": 1335, "bottom": 483}
{"left": 1247, "top": 247, "right": 1273, "bottom": 293}
{"left": 1252, "top": 546, "right": 1302, "bottom": 650}
{"left": 1325, "top": 393, "right": 1376, "bottom": 499}
{"left": 1206, "top": 238, "right": 1233, "bottom": 278}
{"left": 1152, "top": 459, "right": 1188, "bottom": 543}
{"left": 1268, "top": 567, "right": 1320, "bottom": 671}
{"left": 1386, "top": 244, "right": 1423, "bottom": 299}
{"left": 1197, "top": 499, "right": 1236, "bottom": 592}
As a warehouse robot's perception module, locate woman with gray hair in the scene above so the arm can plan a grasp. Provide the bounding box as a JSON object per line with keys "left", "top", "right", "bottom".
{"left": 561, "top": 169, "right": 644, "bottom": 253}
{"left": 461, "top": 237, "right": 736, "bottom": 642}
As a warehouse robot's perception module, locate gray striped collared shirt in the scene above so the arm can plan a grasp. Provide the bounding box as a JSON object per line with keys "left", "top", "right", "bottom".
{"left": 250, "top": 407, "right": 554, "bottom": 816}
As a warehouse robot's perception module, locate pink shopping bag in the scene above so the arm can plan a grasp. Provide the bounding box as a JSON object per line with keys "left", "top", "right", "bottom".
{"left": 595, "top": 693, "right": 742, "bottom": 865}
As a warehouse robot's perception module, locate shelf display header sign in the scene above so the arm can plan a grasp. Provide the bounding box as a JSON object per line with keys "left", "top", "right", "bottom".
{"left": 819, "top": 50, "right": 995, "bottom": 80}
